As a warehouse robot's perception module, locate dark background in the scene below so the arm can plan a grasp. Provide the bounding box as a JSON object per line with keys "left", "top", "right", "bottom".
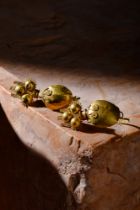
{"left": 0, "top": 0, "right": 139, "bottom": 74}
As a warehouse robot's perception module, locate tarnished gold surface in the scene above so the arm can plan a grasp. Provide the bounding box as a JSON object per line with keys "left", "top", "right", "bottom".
{"left": 24, "top": 79, "right": 36, "bottom": 92}
{"left": 87, "top": 100, "right": 123, "bottom": 128}
{"left": 10, "top": 80, "right": 39, "bottom": 107}
{"left": 21, "top": 94, "right": 33, "bottom": 107}
{"left": 10, "top": 81, "right": 25, "bottom": 98}
{"left": 58, "top": 101, "right": 83, "bottom": 130}
{"left": 39, "top": 85, "right": 73, "bottom": 110}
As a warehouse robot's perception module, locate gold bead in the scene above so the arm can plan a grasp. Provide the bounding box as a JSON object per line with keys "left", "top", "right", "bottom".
{"left": 69, "top": 102, "right": 81, "bottom": 114}
{"left": 21, "top": 94, "right": 33, "bottom": 107}
{"left": 62, "top": 111, "right": 73, "bottom": 122}
{"left": 24, "top": 80, "right": 36, "bottom": 91}
{"left": 70, "top": 117, "right": 81, "bottom": 130}
{"left": 15, "top": 85, "right": 25, "bottom": 96}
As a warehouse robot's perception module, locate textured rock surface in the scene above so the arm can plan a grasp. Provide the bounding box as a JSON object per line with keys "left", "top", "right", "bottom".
{"left": 0, "top": 68, "right": 140, "bottom": 210}
{"left": 79, "top": 134, "right": 140, "bottom": 210}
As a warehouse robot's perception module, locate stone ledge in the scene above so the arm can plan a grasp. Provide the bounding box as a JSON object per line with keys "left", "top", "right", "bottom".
{"left": 0, "top": 67, "right": 140, "bottom": 210}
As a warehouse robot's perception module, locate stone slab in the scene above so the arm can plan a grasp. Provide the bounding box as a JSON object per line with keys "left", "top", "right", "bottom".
{"left": 0, "top": 67, "right": 140, "bottom": 210}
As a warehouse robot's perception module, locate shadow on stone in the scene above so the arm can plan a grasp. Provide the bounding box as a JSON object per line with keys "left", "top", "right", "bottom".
{"left": 79, "top": 122, "right": 116, "bottom": 135}
{"left": 0, "top": 106, "right": 75, "bottom": 210}
{"left": 31, "top": 100, "right": 45, "bottom": 107}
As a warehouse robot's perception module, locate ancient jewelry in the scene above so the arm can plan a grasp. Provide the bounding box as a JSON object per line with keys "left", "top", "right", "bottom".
{"left": 58, "top": 100, "right": 129, "bottom": 130}
{"left": 10, "top": 80, "right": 129, "bottom": 130}
{"left": 10, "top": 79, "right": 39, "bottom": 107}
{"left": 58, "top": 100, "right": 84, "bottom": 130}
{"left": 39, "top": 85, "right": 79, "bottom": 111}
{"left": 86, "top": 100, "right": 125, "bottom": 128}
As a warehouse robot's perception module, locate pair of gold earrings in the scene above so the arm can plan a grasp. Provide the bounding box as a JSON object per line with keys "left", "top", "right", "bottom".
{"left": 10, "top": 79, "right": 129, "bottom": 130}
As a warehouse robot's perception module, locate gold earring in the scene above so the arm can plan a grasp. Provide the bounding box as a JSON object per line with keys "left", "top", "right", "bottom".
{"left": 86, "top": 100, "right": 129, "bottom": 128}
{"left": 58, "top": 100, "right": 83, "bottom": 130}
{"left": 39, "top": 84, "right": 79, "bottom": 111}
{"left": 58, "top": 100, "right": 129, "bottom": 130}
{"left": 10, "top": 79, "right": 39, "bottom": 107}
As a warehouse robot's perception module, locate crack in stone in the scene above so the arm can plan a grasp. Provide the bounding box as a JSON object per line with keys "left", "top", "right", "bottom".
{"left": 77, "top": 140, "right": 81, "bottom": 152}
{"left": 69, "top": 136, "right": 74, "bottom": 146}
